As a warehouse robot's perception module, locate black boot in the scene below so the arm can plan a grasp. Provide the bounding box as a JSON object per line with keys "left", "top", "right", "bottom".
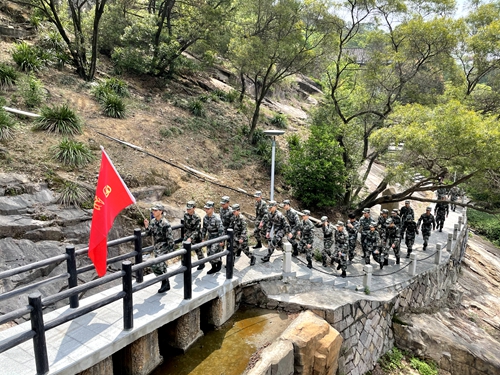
{"left": 330, "top": 257, "right": 335, "bottom": 265}
{"left": 261, "top": 255, "right": 270, "bottom": 263}
{"left": 396, "top": 257, "right": 400, "bottom": 265}
{"left": 236, "top": 249, "right": 242, "bottom": 257}
{"left": 253, "top": 241, "right": 262, "bottom": 249}
{"left": 337, "top": 263, "right": 342, "bottom": 270}
{"left": 292, "top": 251, "right": 298, "bottom": 257}
{"left": 197, "top": 263, "right": 205, "bottom": 270}
{"left": 207, "top": 263, "right": 218, "bottom": 274}
{"left": 250, "top": 255, "right": 256, "bottom": 266}
{"left": 158, "top": 279, "right": 170, "bottom": 293}
{"left": 307, "top": 259, "right": 313, "bottom": 269}
{"left": 341, "top": 270, "right": 346, "bottom": 278}
{"left": 380, "top": 261, "right": 384, "bottom": 269}
{"left": 384, "top": 258, "right": 389, "bottom": 266}
{"left": 322, "top": 256, "right": 328, "bottom": 267}
{"left": 406, "top": 252, "right": 411, "bottom": 258}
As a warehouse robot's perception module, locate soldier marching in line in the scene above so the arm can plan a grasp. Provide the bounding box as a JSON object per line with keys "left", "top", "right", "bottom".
{"left": 434, "top": 197, "right": 449, "bottom": 232}
{"left": 404, "top": 216, "right": 418, "bottom": 258}
{"left": 391, "top": 208, "right": 401, "bottom": 231}
{"left": 377, "top": 209, "right": 390, "bottom": 249}
{"left": 436, "top": 177, "right": 448, "bottom": 200}
{"left": 201, "top": 201, "right": 224, "bottom": 274}
{"left": 144, "top": 204, "right": 174, "bottom": 293}
{"left": 449, "top": 186, "right": 460, "bottom": 212}
{"left": 283, "top": 200, "right": 301, "bottom": 256}
{"left": 219, "top": 196, "right": 233, "bottom": 236}
{"left": 400, "top": 200, "right": 415, "bottom": 238}
{"left": 183, "top": 201, "right": 206, "bottom": 270}
{"left": 364, "top": 221, "right": 382, "bottom": 267}
{"left": 346, "top": 213, "right": 359, "bottom": 263}
{"left": 385, "top": 218, "right": 401, "bottom": 265}
{"left": 319, "top": 216, "right": 335, "bottom": 267}
{"left": 253, "top": 191, "right": 268, "bottom": 249}
{"left": 359, "top": 208, "right": 372, "bottom": 264}
{"left": 229, "top": 203, "right": 256, "bottom": 266}
{"left": 417, "top": 207, "right": 436, "bottom": 251}
{"left": 334, "top": 221, "right": 349, "bottom": 278}
{"left": 262, "top": 201, "right": 291, "bottom": 262}
{"left": 297, "top": 210, "right": 315, "bottom": 268}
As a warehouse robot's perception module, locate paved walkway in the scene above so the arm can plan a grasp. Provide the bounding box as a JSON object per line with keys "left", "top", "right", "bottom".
{"left": 0, "top": 206, "right": 465, "bottom": 375}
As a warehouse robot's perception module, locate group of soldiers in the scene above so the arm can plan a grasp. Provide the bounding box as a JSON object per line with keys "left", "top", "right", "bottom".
{"left": 143, "top": 188, "right": 458, "bottom": 293}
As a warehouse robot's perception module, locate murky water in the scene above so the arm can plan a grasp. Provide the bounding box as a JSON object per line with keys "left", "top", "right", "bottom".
{"left": 152, "top": 307, "right": 292, "bottom": 375}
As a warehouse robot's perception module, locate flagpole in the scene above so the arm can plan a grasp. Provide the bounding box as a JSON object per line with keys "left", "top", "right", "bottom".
{"left": 135, "top": 204, "right": 147, "bottom": 221}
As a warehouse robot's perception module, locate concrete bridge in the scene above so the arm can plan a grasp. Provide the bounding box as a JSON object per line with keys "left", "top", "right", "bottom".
{"left": 0, "top": 207, "right": 468, "bottom": 375}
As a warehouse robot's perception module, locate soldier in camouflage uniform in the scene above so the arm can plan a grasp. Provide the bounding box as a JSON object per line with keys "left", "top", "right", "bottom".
{"left": 377, "top": 209, "right": 390, "bottom": 249}
{"left": 364, "top": 221, "right": 382, "bottom": 268}
{"left": 320, "top": 216, "right": 335, "bottom": 267}
{"left": 391, "top": 208, "right": 401, "bottom": 231}
{"left": 253, "top": 191, "right": 268, "bottom": 249}
{"left": 400, "top": 200, "right": 415, "bottom": 237}
{"left": 201, "top": 201, "right": 225, "bottom": 274}
{"left": 220, "top": 196, "right": 233, "bottom": 249}
{"left": 385, "top": 218, "right": 401, "bottom": 265}
{"left": 262, "top": 201, "right": 291, "bottom": 262}
{"left": 144, "top": 204, "right": 174, "bottom": 293}
{"left": 436, "top": 177, "right": 448, "bottom": 200}
{"left": 229, "top": 203, "right": 256, "bottom": 266}
{"left": 449, "top": 186, "right": 460, "bottom": 212}
{"left": 358, "top": 208, "right": 372, "bottom": 263}
{"left": 297, "top": 210, "right": 315, "bottom": 268}
{"left": 417, "top": 207, "right": 436, "bottom": 251}
{"left": 334, "top": 221, "right": 349, "bottom": 278}
{"left": 183, "top": 201, "right": 205, "bottom": 270}
{"left": 283, "top": 200, "right": 300, "bottom": 256}
{"left": 434, "top": 197, "right": 449, "bottom": 232}
{"left": 404, "top": 216, "right": 418, "bottom": 258}
{"left": 346, "top": 213, "right": 359, "bottom": 262}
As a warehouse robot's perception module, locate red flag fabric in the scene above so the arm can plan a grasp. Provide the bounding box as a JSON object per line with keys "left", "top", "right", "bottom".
{"left": 88, "top": 148, "right": 136, "bottom": 276}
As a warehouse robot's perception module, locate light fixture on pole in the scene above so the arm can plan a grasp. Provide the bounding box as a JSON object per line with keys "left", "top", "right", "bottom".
{"left": 263, "top": 129, "right": 285, "bottom": 201}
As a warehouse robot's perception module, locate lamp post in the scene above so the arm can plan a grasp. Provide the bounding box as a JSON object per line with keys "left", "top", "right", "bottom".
{"left": 263, "top": 130, "right": 285, "bottom": 201}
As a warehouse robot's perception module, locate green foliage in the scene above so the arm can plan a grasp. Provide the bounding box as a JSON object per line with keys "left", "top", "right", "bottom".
{"left": 0, "top": 63, "right": 18, "bottom": 89}
{"left": 18, "top": 74, "right": 45, "bottom": 108}
{"left": 38, "top": 28, "right": 70, "bottom": 69}
{"left": 363, "top": 286, "right": 370, "bottom": 295}
{"left": 379, "top": 347, "right": 404, "bottom": 371}
{"left": 34, "top": 104, "right": 82, "bottom": 135}
{"left": 57, "top": 181, "right": 92, "bottom": 208}
{"left": 91, "top": 79, "right": 128, "bottom": 118}
{"left": 313, "top": 249, "right": 322, "bottom": 262}
{"left": 188, "top": 99, "right": 205, "bottom": 117}
{"left": 52, "top": 138, "right": 95, "bottom": 168}
{"left": 270, "top": 113, "right": 288, "bottom": 129}
{"left": 103, "top": 77, "right": 129, "bottom": 97}
{"left": 12, "top": 41, "right": 45, "bottom": 72}
{"left": 97, "top": 2, "right": 131, "bottom": 56}
{"left": 285, "top": 124, "right": 347, "bottom": 207}
{"left": 0, "top": 108, "right": 16, "bottom": 141}
{"left": 409, "top": 357, "right": 437, "bottom": 375}
{"left": 467, "top": 210, "right": 500, "bottom": 247}
{"left": 160, "top": 126, "right": 184, "bottom": 138}
{"left": 228, "top": 145, "right": 253, "bottom": 170}
{"left": 102, "top": 93, "right": 126, "bottom": 118}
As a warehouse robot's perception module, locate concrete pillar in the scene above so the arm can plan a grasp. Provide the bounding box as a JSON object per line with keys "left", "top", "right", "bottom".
{"left": 77, "top": 356, "right": 113, "bottom": 375}
{"left": 113, "top": 331, "right": 163, "bottom": 375}
{"left": 283, "top": 242, "right": 292, "bottom": 273}
{"left": 447, "top": 233, "right": 453, "bottom": 252}
{"left": 435, "top": 243, "right": 442, "bottom": 264}
{"left": 164, "top": 307, "right": 204, "bottom": 352}
{"left": 363, "top": 264, "right": 373, "bottom": 291}
{"left": 409, "top": 253, "right": 417, "bottom": 276}
{"left": 208, "top": 289, "right": 235, "bottom": 327}
{"left": 453, "top": 224, "right": 458, "bottom": 240}
{"left": 458, "top": 216, "right": 462, "bottom": 232}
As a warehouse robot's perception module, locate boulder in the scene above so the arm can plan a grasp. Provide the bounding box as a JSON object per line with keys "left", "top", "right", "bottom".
{"left": 246, "top": 340, "right": 294, "bottom": 375}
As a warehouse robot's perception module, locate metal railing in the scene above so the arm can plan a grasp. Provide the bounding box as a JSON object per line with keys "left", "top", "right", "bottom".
{"left": 0, "top": 223, "right": 235, "bottom": 375}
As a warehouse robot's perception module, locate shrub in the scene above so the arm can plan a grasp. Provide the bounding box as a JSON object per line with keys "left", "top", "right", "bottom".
{"left": 0, "top": 63, "right": 18, "bottom": 89}
{"left": 224, "top": 89, "right": 239, "bottom": 103}
{"left": 467, "top": 209, "right": 500, "bottom": 246}
{"left": 0, "top": 108, "right": 16, "bottom": 141}
{"left": 379, "top": 347, "right": 404, "bottom": 371}
{"left": 188, "top": 99, "right": 205, "bottom": 117}
{"left": 12, "top": 41, "right": 44, "bottom": 72}
{"left": 38, "top": 29, "right": 70, "bottom": 69}
{"left": 52, "top": 138, "right": 95, "bottom": 167}
{"left": 18, "top": 74, "right": 45, "bottom": 108}
{"left": 270, "top": 113, "right": 288, "bottom": 129}
{"left": 34, "top": 104, "right": 82, "bottom": 135}
{"left": 102, "top": 93, "right": 126, "bottom": 118}
{"left": 57, "top": 181, "right": 92, "bottom": 207}
{"left": 104, "top": 77, "right": 129, "bottom": 97}
{"left": 409, "top": 357, "right": 437, "bottom": 375}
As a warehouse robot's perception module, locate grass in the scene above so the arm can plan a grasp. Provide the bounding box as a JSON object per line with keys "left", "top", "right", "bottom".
{"left": 0, "top": 63, "right": 18, "bottom": 89}
{"left": 102, "top": 93, "right": 126, "bottom": 118}
{"left": 467, "top": 209, "right": 500, "bottom": 246}
{"left": 0, "top": 108, "right": 16, "bottom": 141}
{"left": 18, "top": 74, "right": 45, "bottom": 108}
{"left": 57, "top": 181, "right": 92, "bottom": 207}
{"left": 379, "top": 347, "right": 405, "bottom": 371}
{"left": 409, "top": 357, "right": 437, "bottom": 375}
{"left": 270, "top": 113, "right": 288, "bottom": 129}
{"left": 52, "top": 138, "right": 95, "bottom": 167}
{"left": 34, "top": 104, "right": 82, "bottom": 135}
{"left": 12, "top": 41, "right": 44, "bottom": 72}
{"left": 188, "top": 98, "right": 205, "bottom": 117}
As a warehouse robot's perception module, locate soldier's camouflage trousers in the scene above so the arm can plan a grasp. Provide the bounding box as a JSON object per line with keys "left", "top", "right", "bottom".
{"left": 387, "top": 242, "right": 400, "bottom": 259}
{"left": 436, "top": 215, "right": 445, "bottom": 230}
{"left": 207, "top": 242, "right": 223, "bottom": 265}
{"left": 369, "top": 246, "right": 383, "bottom": 265}
{"left": 421, "top": 227, "right": 431, "bottom": 249}
{"left": 405, "top": 235, "right": 415, "bottom": 254}
{"left": 267, "top": 229, "right": 286, "bottom": 256}
{"left": 321, "top": 239, "right": 333, "bottom": 261}
{"left": 151, "top": 246, "right": 170, "bottom": 276}
{"left": 336, "top": 251, "right": 347, "bottom": 272}
{"left": 254, "top": 224, "right": 266, "bottom": 244}
{"left": 348, "top": 237, "right": 356, "bottom": 260}
{"left": 233, "top": 239, "right": 251, "bottom": 258}
{"left": 361, "top": 234, "right": 369, "bottom": 260}
{"left": 184, "top": 238, "right": 204, "bottom": 260}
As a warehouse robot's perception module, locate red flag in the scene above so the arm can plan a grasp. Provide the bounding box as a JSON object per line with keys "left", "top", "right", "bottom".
{"left": 88, "top": 148, "right": 136, "bottom": 276}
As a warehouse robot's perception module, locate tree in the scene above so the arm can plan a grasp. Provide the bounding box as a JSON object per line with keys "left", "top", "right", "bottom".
{"left": 228, "top": 0, "right": 336, "bottom": 141}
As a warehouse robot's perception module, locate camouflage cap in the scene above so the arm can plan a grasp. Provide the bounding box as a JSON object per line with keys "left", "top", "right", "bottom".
{"left": 302, "top": 210, "right": 310, "bottom": 216}
{"left": 336, "top": 220, "right": 345, "bottom": 227}
{"left": 253, "top": 190, "right": 262, "bottom": 197}
{"left": 320, "top": 216, "right": 328, "bottom": 222}
{"left": 405, "top": 200, "right": 410, "bottom": 204}
{"left": 186, "top": 200, "right": 196, "bottom": 209}
{"left": 382, "top": 209, "right": 389, "bottom": 214}
{"left": 204, "top": 201, "right": 215, "bottom": 209}
{"left": 405, "top": 215, "right": 414, "bottom": 222}
{"left": 386, "top": 218, "right": 393, "bottom": 225}
{"left": 348, "top": 212, "right": 356, "bottom": 219}
{"left": 151, "top": 204, "right": 164, "bottom": 211}
{"left": 268, "top": 200, "right": 277, "bottom": 207}
{"left": 282, "top": 199, "right": 291, "bottom": 205}
{"left": 220, "top": 196, "right": 230, "bottom": 204}
{"left": 426, "top": 206, "right": 432, "bottom": 211}
{"left": 392, "top": 209, "right": 399, "bottom": 214}
{"left": 231, "top": 203, "right": 240, "bottom": 211}
{"left": 363, "top": 208, "right": 370, "bottom": 213}
{"left": 369, "top": 221, "right": 377, "bottom": 227}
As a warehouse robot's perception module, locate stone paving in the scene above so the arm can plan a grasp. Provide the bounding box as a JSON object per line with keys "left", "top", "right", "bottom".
{"left": 0, "top": 205, "right": 465, "bottom": 375}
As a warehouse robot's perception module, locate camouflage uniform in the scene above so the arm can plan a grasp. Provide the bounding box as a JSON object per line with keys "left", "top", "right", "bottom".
{"left": 220, "top": 206, "right": 233, "bottom": 234}
{"left": 201, "top": 212, "right": 224, "bottom": 265}
{"left": 253, "top": 194, "right": 268, "bottom": 247}
{"left": 391, "top": 211, "right": 402, "bottom": 231}
{"left": 434, "top": 201, "right": 449, "bottom": 232}
{"left": 284, "top": 203, "right": 301, "bottom": 254}
{"left": 183, "top": 211, "right": 204, "bottom": 260}
{"left": 334, "top": 224, "right": 349, "bottom": 276}
{"left": 145, "top": 217, "right": 174, "bottom": 276}
{"left": 449, "top": 186, "right": 460, "bottom": 212}
{"left": 385, "top": 222, "right": 401, "bottom": 264}
{"left": 364, "top": 226, "right": 382, "bottom": 266}
{"left": 263, "top": 209, "right": 290, "bottom": 260}
{"left": 320, "top": 217, "right": 335, "bottom": 266}
{"left": 404, "top": 219, "right": 418, "bottom": 257}
{"left": 229, "top": 204, "right": 255, "bottom": 265}
{"left": 417, "top": 209, "right": 436, "bottom": 250}
{"left": 298, "top": 213, "right": 315, "bottom": 268}
{"left": 346, "top": 218, "right": 359, "bottom": 261}
{"left": 400, "top": 203, "right": 415, "bottom": 237}
{"left": 359, "top": 212, "right": 372, "bottom": 261}
{"left": 377, "top": 210, "right": 389, "bottom": 248}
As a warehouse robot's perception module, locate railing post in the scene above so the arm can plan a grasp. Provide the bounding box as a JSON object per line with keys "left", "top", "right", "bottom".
{"left": 183, "top": 242, "right": 192, "bottom": 300}
{"left": 180, "top": 219, "right": 185, "bottom": 243}
{"left": 458, "top": 216, "right": 463, "bottom": 232}
{"left": 122, "top": 261, "right": 133, "bottom": 330}
{"left": 283, "top": 242, "right": 292, "bottom": 273}
{"left": 66, "top": 246, "right": 79, "bottom": 308}
{"left": 363, "top": 264, "right": 373, "bottom": 291}
{"left": 226, "top": 229, "right": 234, "bottom": 279}
{"left": 453, "top": 224, "right": 458, "bottom": 240}
{"left": 29, "top": 292, "right": 49, "bottom": 375}
{"left": 447, "top": 233, "right": 453, "bottom": 252}
{"left": 134, "top": 228, "right": 143, "bottom": 283}
{"left": 435, "top": 243, "right": 442, "bottom": 264}
{"left": 409, "top": 253, "right": 417, "bottom": 276}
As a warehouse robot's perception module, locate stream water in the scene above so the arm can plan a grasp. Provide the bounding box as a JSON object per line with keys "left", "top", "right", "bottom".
{"left": 152, "top": 306, "right": 293, "bottom": 375}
